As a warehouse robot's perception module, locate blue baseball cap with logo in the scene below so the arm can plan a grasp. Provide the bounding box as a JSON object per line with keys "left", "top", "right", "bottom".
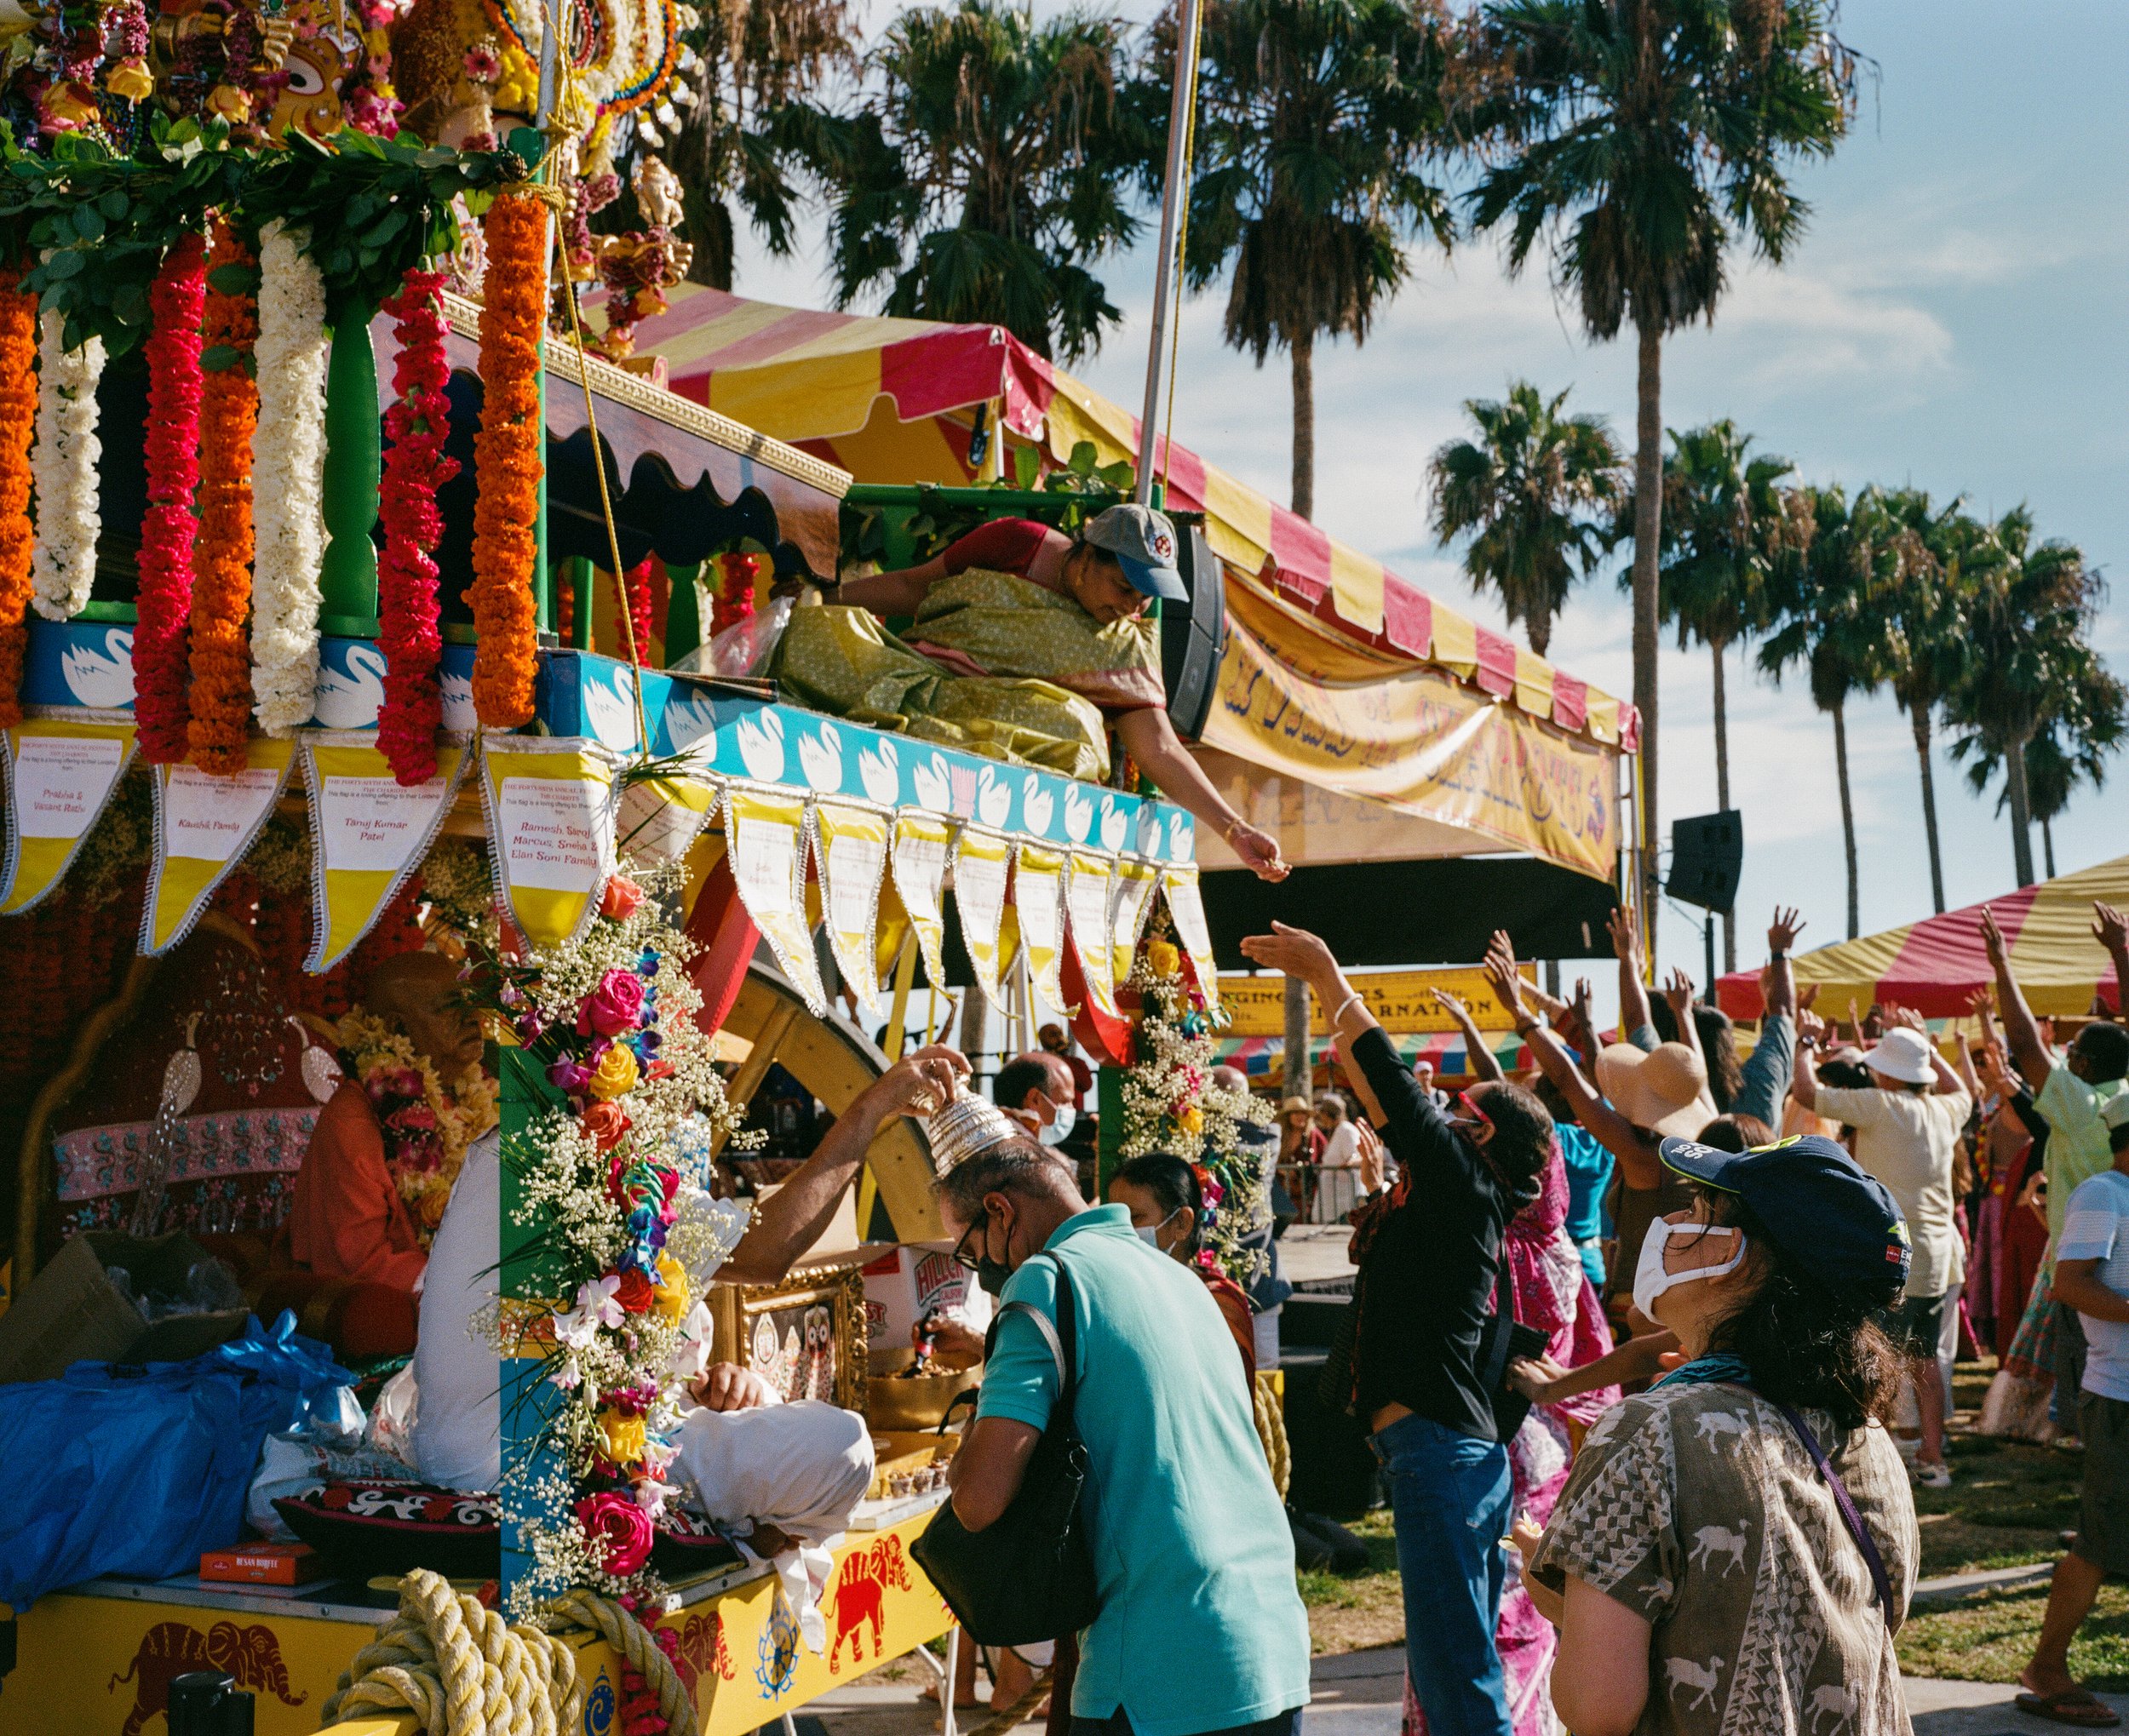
{"left": 1657, "top": 1132, "right": 1911, "bottom": 1307}
{"left": 1082, "top": 505, "right": 1188, "bottom": 602}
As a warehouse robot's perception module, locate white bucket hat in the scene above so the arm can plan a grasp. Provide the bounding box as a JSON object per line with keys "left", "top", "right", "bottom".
{"left": 1859, "top": 1027, "right": 1936, "bottom": 1087}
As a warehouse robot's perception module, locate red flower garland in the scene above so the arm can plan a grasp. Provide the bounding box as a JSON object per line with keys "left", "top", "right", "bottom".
{"left": 187, "top": 218, "right": 258, "bottom": 776}
{"left": 137, "top": 232, "right": 207, "bottom": 764}
{"left": 0, "top": 272, "right": 36, "bottom": 729}
{"left": 711, "top": 552, "right": 757, "bottom": 634}
{"left": 377, "top": 267, "right": 459, "bottom": 784}
{"left": 611, "top": 558, "right": 652, "bottom": 662}
{"left": 469, "top": 193, "right": 547, "bottom": 729}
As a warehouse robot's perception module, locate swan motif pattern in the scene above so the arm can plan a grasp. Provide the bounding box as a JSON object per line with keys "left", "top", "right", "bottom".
{"left": 1168, "top": 813, "right": 1191, "bottom": 862}
{"left": 1097, "top": 794, "right": 1128, "bottom": 854}
{"left": 975, "top": 765, "right": 1012, "bottom": 830}
{"left": 312, "top": 643, "right": 387, "bottom": 730}
{"left": 1064, "top": 785, "right": 1093, "bottom": 845}
{"left": 60, "top": 628, "right": 135, "bottom": 709}
{"left": 858, "top": 739, "right": 900, "bottom": 807}
{"left": 666, "top": 695, "right": 720, "bottom": 753}
{"left": 734, "top": 711, "right": 786, "bottom": 783}
{"left": 1133, "top": 803, "right": 1160, "bottom": 857}
{"left": 1020, "top": 774, "right": 1053, "bottom": 837}
{"left": 580, "top": 670, "right": 642, "bottom": 752}
{"left": 796, "top": 721, "right": 844, "bottom": 793}
{"left": 438, "top": 669, "right": 476, "bottom": 735}
{"left": 910, "top": 752, "right": 950, "bottom": 814}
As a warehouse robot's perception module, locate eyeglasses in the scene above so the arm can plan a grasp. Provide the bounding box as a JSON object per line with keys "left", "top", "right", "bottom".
{"left": 1454, "top": 1090, "right": 1494, "bottom": 1130}
{"left": 951, "top": 1215, "right": 988, "bottom": 1272}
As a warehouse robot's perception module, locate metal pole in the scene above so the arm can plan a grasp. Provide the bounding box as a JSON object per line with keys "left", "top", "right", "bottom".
{"left": 1704, "top": 911, "right": 1715, "bottom": 1005}
{"left": 1133, "top": 0, "right": 1203, "bottom": 505}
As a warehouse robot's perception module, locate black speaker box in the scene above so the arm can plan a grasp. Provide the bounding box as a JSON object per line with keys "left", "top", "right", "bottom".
{"left": 1667, "top": 810, "right": 1743, "bottom": 914}
{"left": 1161, "top": 519, "right": 1225, "bottom": 742}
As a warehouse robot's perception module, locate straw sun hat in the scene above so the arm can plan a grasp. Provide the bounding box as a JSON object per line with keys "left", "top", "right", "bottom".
{"left": 1594, "top": 1041, "right": 1717, "bottom": 1140}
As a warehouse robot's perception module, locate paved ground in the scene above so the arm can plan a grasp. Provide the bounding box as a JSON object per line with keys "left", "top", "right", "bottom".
{"left": 1278, "top": 1223, "right": 1356, "bottom": 1287}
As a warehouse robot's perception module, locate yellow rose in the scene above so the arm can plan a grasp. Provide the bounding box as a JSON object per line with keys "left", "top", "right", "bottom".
{"left": 417, "top": 1187, "right": 450, "bottom": 1230}
{"left": 652, "top": 1253, "right": 691, "bottom": 1324}
{"left": 1146, "top": 941, "right": 1181, "bottom": 979}
{"left": 205, "top": 83, "right": 252, "bottom": 123}
{"left": 597, "top": 1408, "right": 647, "bottom": 1467}
{"left": 586, "top": 1044, "right": 640, "bottom": 1102}
{"left": 1178, "top": 1104, "right": 1204, "bottom": 1136}
{"left": 105, "top": 60, "right": 154, "bottom": 101}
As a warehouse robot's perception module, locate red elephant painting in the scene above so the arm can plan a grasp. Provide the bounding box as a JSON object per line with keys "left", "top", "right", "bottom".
{"left": 109, "top": 1620, "right": 308, "bottom": 1736}
{"left": 826, "top": 1538, "right": 915, "bottom": 1675}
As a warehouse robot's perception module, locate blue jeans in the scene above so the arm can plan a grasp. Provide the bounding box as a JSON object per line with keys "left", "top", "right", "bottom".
{"left": 1370, "top": 1412, "right": 1513, "bottom": 1736}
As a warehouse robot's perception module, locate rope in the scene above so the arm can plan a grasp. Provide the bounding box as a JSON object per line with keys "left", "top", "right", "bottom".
{"left": 1156, "top": 0, "right": 1205, "bottom": 501}
{"left": 1253, "top": 1371, "right": 1290, "bottom": 1499}
{"left": 318, "top": 1569, "right": 699, "bottom": 1736}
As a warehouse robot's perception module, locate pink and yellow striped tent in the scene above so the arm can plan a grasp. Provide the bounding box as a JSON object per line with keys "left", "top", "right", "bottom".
{"left": 628, "top": 285, "right": 1639, "bottom": 753}
{"left": 1714, "top": 853, "right": 2129, "bottom": 1022}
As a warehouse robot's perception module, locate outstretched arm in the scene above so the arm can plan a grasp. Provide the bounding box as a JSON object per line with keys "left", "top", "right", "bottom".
{"left": 835, "top": 559, "right": 943, "bottom": 616}
{"left": 1662, "top": 969, "right": 1705, "bottom": 1071}
{"left": 1763, "top": 907, "right": 1804, "bottom": 1023}
{"left": 1982, "top": 906, "right": 2051, "bottom": 1090}
{"left": 2096, "top": 902, "right": 2129, "bottom": 1018}
{"left": 1114, "top": 708, "right": 1287, "bottom": 883}
{"left": 1609, "top": 908, "right": 1656, "bottom": 1045}
{"left": 1435, "top": 988, "right": 1504, "bottom": 1085}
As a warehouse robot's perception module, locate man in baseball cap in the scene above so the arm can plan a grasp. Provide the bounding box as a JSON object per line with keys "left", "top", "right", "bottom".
{"left": 1082, "top": 504, "right": 1189, "bottom": 603}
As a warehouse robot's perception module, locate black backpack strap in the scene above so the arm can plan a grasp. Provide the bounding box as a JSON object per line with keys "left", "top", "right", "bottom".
{"left": 990, "top": 1252, "right": 1079, "bottom": 1426}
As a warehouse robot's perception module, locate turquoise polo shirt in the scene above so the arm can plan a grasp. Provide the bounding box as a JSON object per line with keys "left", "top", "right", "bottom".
{"left": 975, "top": 1204, "right": 1311, "bottom": 1736}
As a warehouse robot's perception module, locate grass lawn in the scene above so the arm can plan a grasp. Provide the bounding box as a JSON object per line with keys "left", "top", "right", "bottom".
{"left": 1295, "top": 1510, "right": 1404, "bottom": 1656}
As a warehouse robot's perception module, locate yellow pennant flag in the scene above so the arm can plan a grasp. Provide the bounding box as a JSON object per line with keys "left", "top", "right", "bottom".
{"left": 1110, "top": 857, "right": 1162, "bottom": 992}
{"left": 141, "top": 737, "right": 299, "bottom": 955}
{"left": 301, "top": 736, "right": 470, "bottom": 971}
{"left": 1064, "top": 851, "right": 1117, "bottom": 1018}
{"left": 954, "top": 827, "right": 1013, "bottom": 1009}
{"left": 617, "top": 772, "right": 718, "bottom": 864}
{"left": 479, "top": 736, "right": 618, "bottom": 951}
{"left": 1162, "top": 863, "right": 1223, "bottom": 1017}
{"left": 1012, "top": 843, "right": 1067, "bottom": 1011}
{"left": 891, "top": 811, "right": 953, "bottom": 991}
{"left": 0, "top": 713, "right": 136, "bottom": 914}
{"left": 725, "top": 784, "right": 825, "bottom": 1014}
{"left": 814, "top": 801, "right": 891, "bottom": 1023}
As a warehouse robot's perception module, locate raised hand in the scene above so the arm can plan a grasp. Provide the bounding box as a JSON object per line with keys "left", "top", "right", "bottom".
{"left": 1663, "top": 967, "right": 1696, "bottom": 1017}
{"left": 1432, "top": 988, "right": 1472, "bottom": 1023}
{"left": 1980, "top": 904, "right": 2010, "bottom": 965}
{"left": 1769, "top": 906, "right": 1805, "bottom": 955}
{"left": 1606, "top": 906, "right": 1643, "bottom": 965}
{"left": 1238, "top": 921, "right": 1340, "bottom": 993}
{"left": 1483, "top": 948, "right": 1529, "bottom": 1017}
{"left": 1798, "top": 1008, "right": 1828, "bottom": 1046}
{"left": 2093, "top": 901, "right": 2129, "bottom": 955}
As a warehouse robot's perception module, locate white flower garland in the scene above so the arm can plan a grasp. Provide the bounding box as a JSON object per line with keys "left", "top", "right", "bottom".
{"left": 29, "top": 310, "right": 105, "bottom": 622}
{"left": 250, "top": 220, "right": 329, "bottom": 735}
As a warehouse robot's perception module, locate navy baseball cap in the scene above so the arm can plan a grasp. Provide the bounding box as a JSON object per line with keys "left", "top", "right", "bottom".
{"left": 1657, "top": 1133, "right": 1911, "bottom": 1306}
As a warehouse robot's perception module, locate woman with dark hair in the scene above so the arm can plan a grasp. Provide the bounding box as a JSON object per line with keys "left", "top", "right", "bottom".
{"left": 1524, "top": 1135, "right": 1920, "bottom": 1736}
{"left": 1108, "top": 1152, "right": 1257, "bottom": 1378}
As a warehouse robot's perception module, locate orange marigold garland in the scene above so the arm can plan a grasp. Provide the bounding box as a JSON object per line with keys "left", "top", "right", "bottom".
{"left": 469, "top": 192, "right": 547, "bottom": 728}
{"left": 0, "top": 272, "right": 37, "bottom": 729}
{"left": 136, "top": 232, "right": 209, "bottom": 764}
{"left": 187, "top": 219, "right": 260, "bottom": 776}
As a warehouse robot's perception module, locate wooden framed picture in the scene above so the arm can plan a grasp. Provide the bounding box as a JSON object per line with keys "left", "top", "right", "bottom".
{"left": 711, "top": 1263, "right": 869, "bottom": 1413}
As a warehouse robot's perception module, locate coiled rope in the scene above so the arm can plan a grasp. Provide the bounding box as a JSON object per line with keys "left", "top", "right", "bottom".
{"left": 318, "top": 1569, "right": 698, "bottom": 1736}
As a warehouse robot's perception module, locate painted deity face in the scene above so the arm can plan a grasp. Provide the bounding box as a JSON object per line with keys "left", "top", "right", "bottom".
{"left": 268, "top": 30, "right": 352, "bottom": 139}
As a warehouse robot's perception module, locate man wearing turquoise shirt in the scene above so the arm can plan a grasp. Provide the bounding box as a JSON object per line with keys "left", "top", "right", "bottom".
{"left": 942, "top": 1141, "right": 1311, "bottom": 1736}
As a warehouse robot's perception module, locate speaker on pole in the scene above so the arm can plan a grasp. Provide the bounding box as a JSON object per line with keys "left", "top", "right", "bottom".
{"left": 1667, "top": 811, "right": 1743, "bottom": 914}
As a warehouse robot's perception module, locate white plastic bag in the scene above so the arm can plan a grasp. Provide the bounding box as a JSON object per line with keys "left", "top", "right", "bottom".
{"left": 364, "top": 1363, "right": 421, "bottom": 1468}
{"left": 672, "top": 593, "right": 794, "bottom": 679}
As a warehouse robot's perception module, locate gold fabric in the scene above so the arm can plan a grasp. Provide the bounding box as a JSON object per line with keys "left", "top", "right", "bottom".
{"left": 768, "top": 570, "right": 1165, "bottom": 782}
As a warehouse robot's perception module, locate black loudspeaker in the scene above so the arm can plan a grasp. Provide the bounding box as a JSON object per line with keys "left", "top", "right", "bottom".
{"left": 1161, "top": 519, "right": 1225, "bottom": 742}
{"left": 1668, "top": 810, "right": 1744, "bottom": 913}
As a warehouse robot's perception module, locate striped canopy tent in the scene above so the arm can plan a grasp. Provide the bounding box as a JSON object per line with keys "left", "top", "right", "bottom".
{"left": 624, "top": 287, "right": 1639, "bottom": 888}
{"left": 1714, "top": 853, "right": 2129, "bottom": 1023}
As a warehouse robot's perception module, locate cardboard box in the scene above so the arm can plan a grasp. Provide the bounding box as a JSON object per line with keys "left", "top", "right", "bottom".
{"left": 200, "top": 1543, "right": 317, "bottom": 1586}
{"left": 861, "top": 1240, "right": 984, "bottom": 1352}
{"left": 0, "top": 1232, "right": 249, "bottom": 1384}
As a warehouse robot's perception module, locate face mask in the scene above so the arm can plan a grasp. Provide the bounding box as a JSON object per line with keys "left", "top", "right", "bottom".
{"left": 1631, "top": 1218, "right": 1743, "bottom": 1321}
{"left": 975, "top": 1257, "right": 1013, "bottom": 1296}
{"left": 1134, "top": 1225, "right": 1162, "bottom": 1249}
{"left": 1039, "top": 1103, "right": 1076, "bottom": 1147}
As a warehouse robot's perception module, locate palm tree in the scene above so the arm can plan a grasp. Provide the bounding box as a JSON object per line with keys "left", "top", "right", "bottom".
{"left": 1948, "top": 531, "right": 2123, "bottom": 885}
{"left": 1640, "top": 419, "right": 1799, "bottom": 967}
{"left": 1759, "top": 484, "right": 1900, "bottom": 940}
{"left": 1426, "top": 381, "right": 1623, "bottom": 656}
{"left": 772, "top": 1, "right": 1145, "bottom": 361}
{"left": 1469, "top": 0, "right": 1860, "bottom": 934}
{"left": 1172, "top": 0, "right": 1453, "bottom": 518}
{"left": 1877, "top": 490, "right": 1974, "bottom": 915}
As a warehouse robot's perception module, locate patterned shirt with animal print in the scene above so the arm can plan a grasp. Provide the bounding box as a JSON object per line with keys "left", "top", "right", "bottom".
{"left": 1529, "top": 1380, "right": 1918, "bottom": 1736}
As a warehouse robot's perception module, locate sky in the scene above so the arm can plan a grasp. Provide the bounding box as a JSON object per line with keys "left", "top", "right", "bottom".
{"left": 726, "top": 0, "right": 2129, "bottom": 1004}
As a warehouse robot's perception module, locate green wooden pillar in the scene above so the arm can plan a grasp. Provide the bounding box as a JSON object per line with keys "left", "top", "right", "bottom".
{"left": 565, "top": 557, "right": 594, "bottom": 650}
{"left": 663, "top": 561, "right": 703, "bottom": 665}
{"left": 535, "top": 366, "right": 553, "bottom": 635}
{"left": 319, "top": 312, "right": 382, "bottom": 634}
{"left": 1096, "top": 1063, "right": 1124, "bottom": 1197}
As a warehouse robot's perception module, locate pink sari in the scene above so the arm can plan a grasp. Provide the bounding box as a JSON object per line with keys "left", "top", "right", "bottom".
{"left": 1403, "top": 1146, "right": 1619, "bottom": 1736}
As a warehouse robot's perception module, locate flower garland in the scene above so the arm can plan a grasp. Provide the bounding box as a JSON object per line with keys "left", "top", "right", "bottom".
{"left": 28, "top": 310, "right": 104, "bottom": 623}
{"left": 250, "top": 220, "right": 329, "bottom": 735}
{"left": 469, "top": 192, "right": 546, "bottom": 729}
{"left": 135, "top": 230, "right": 207, "bottom": 764}
{"left": 376, "top": 266, "right": 458, "bottom": 784}
{"left": 613, "top": 557, "right": 652, "bottom": 662}
{"left": 419, "top": 835, "right": 502, "bottom": 955}
{"left": 1120, "top": 911, "right": 1274, "bottom": 1286}
{"left": 710, "top": 552, "right": 756, "bottom": 633}
{"left": 187, "top": 217, "right": 259, "bottom": 776}
{"left": 465, "top": 866, "right": 755, "bottom": 1614}
{"left": 0, "top": 273, "right": 37, "bottom": 730}
{"left": 337, "top": 1007, "right": 502, "bottom": 1240}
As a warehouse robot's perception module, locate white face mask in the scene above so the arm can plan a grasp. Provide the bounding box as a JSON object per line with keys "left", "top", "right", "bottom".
{"left": 1631, "top": 1217, "right": 1743, "bottom": 1322}
{"left": 1039, "top": 1102, "right": 1076, "bottom": 1147}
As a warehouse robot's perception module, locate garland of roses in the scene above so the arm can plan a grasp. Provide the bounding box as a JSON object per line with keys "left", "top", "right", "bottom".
{"left": 187, "top": 216, "right": 258, "bottom": 776}
{"left": 0, "top": 272, "right": 37, "bottom": 729}
{"left": 337, "top": 1008, "right": 501, "bottom": 1241}
{"left": 27, "top": 312, "right": 104, "bottom": 624}
{"left": 376, "top": 267, "right": 458, "bottom": 784}
{"left": 469, "top": 191, "right": 546, "bottom": 728}
{"left": 135, "top": 229, "right": 206, "bottom": 764}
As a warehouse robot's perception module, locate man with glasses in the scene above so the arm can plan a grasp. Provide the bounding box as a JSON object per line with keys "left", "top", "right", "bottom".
{"left": 1239, "top": 923, "right": 1558, "bottom": 1736}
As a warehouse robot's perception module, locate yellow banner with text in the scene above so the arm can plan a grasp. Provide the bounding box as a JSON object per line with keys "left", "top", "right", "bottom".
{"left": 1217, "top": 965, "right": 1536, "bottom": 1035}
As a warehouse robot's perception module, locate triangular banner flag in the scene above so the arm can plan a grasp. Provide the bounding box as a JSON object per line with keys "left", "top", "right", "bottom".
{"left": 616, "top": 771, "right": 718, "bottom": 865}
{"left": 1064, "top": 851, "right": 1118, "bottom": 1018}
{"left": 891, "top": 811, "right": 953, "bottom": 991}
{"left": 1, "top": 713, "right": 136, "bottom": 914}
{"left": 814, "top": 800, "right": 891, "bottom": 1023}
{"left": 1162, "top": 863, "right": 1222, "bottom": 1017}
{"left": 141, "top": 738, "right": 299, "bottom": 955}
{"left": 954, "top": 827, "right": 1013, "bottom": 1009}
{"left": 724, "top": 783, "right": 825, "bottom": 1014}
{"left": 479, "top": 736, "right": 618, "bottom": 952}
{"left": 301, "top": 734, "right": 469, "bottom": 971}
{"left": 1012, "top": 843, "right": 1068, "bottom": 1013}
{"left": 1109, "top": 857, "right": 1162, "bottom": 993}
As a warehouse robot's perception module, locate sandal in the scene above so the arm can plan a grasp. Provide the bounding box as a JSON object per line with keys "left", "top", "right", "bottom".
{"left": 2016, "top": 1688, "right": 2122, "bottom": 1727}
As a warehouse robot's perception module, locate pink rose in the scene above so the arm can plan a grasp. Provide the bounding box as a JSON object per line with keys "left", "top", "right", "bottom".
{"left": 576, "top": 1491, "right": 655, "bottom": 1578}
{"left": 581, "top": 968, "right": 647, "bottom": 1038}
{"left": 600, "top": 875, "right": 645, "bottom": 920}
